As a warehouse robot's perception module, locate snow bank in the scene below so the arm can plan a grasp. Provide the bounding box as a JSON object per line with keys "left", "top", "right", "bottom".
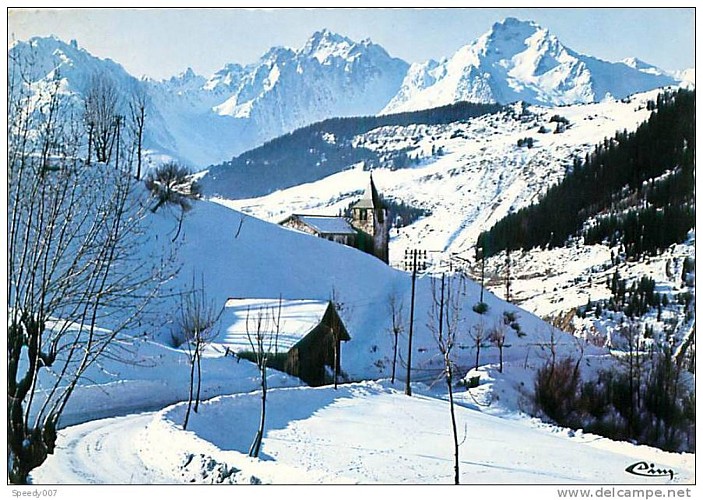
{"left": 143, "top": 380, "right": 694, "bottom": 484}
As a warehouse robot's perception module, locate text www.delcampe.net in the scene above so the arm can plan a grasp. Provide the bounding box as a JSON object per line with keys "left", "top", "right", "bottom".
{"left": 557, "top": 488, "right": 693, "bottom": 499}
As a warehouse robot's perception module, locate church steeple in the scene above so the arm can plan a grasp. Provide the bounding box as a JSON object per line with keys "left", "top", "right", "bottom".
{"left": 350, "top": 173, "right": 390, "bottom": 263}
{"left": 352, "top": 172, "right": 385, "bottom": 211}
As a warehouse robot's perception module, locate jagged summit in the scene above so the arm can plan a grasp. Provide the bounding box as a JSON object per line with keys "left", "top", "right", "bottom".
{"left": 487, "top": 17, "right": 543, "bottom": 43}
{"left": 382, "top": 17, "right": 679, "bottom": 113}
{"left": 10, "top": 20, "right": 686, "bottom": 168}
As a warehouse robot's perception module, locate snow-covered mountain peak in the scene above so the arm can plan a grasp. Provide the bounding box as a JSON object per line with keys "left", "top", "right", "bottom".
{"left": 260, "top": 45, "right": 296, "bottom": 64}
{"left": 382, "top": 18, "right": 680, "bottom": 114}
{"left": 303, "top": 29, "right": 353, "bottom": 63}
{"left": 620, "top": 57, "right": 667, "bottom": 76}
{"left": 10, "top": 35, "right": 138, "bottom": 97}
{"left": 301, "top": 28, "right": 390, "bottom": 66}
{"left": 674, "top": 67, "right": 695, "bottom": 87}
{"left": 487, "top": 17, "right": 543, "bottom": 45}
{"left": 11, "top": 22, "right": 687, "bottom": 168}
{"left": 175, "top": 67, "right": 199, "bottom": 80}
{"left": 204, "top": 62, "right": 245, "bottom": 91}
{"left": 161, "top": 66, "right": 207, "bottom": 93}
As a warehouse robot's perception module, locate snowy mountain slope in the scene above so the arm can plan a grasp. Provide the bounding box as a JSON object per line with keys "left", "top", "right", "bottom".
{"left": 382, "top": 18, "right": 679, "bottom": 113}
{"left": 143, "top": 198, "right": 588, "bottom": 382}
{"left": 28, "top": 190, "right": 594, "bottom": 431}
{"left": 211, "top": 88, "right": 695, "bottom": 347}
{"left": 216, "top": 90, "right": 660, "bottom": 262}
{"left": 8, "top": 36, "right": 139, "bottom": 97}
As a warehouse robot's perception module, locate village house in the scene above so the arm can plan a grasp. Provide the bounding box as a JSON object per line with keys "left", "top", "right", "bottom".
{"left": 278, "top": 214, "right": 357, "bottom": 247}
{"left": 217, "top": 298, "right": 351, "bottom": 387}
{"left": 279, "top": 173, "right": 391, "bottom": 263}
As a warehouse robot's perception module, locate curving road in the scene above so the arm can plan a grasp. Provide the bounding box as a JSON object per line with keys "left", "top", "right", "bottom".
{"left": 30, "top": 413, "right": 173, "bottom": 484}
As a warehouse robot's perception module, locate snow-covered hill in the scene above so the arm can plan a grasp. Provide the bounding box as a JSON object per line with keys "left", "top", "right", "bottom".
{"left": 10, "top": 18, "right": 687, "bottom": 168}
{"left": 212, "top": 88, "right": 694, "bottom": 343}
{"left": 28, "top": 196, "right": 654, "bottom": 486}
{"left": 216, "top": 91, "right": 659, "bottom": 259}
{"left": 137, "top": 198, "right": 584, "bottom": 382}
{"left": 382, "top": 17, "right": 679, "bottom": 113}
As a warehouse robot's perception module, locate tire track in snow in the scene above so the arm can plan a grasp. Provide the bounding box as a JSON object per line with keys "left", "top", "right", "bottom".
{"left": 31, "top": 413, "right": 174, "bottom": 484}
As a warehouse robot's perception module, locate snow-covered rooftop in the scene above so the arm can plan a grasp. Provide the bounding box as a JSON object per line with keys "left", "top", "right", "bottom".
{"left": 294, "top": 215, "right": 357, "bottom": 235}
{"left": 218, "top": 298, "right": 332, "bottom": 353}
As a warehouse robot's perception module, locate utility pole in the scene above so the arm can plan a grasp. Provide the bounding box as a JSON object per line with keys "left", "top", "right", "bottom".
{"left": 505, "top": 245, "right": 511, "bottom": 303}
{"left": 404, "top": 248, "right": 427, "bottom": 396}
{"left": 477, "top": 246, "right": 485, "bottom": 304}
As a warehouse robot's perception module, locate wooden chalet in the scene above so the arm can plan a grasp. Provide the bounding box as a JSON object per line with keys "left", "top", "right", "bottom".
{"left": 218, "top": 298, "right": 351, "bottom": 386}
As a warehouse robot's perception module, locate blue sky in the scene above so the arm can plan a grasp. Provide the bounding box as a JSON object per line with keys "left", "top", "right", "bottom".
{"left": 8, "top": 6, "right": 696, "bottom": 80}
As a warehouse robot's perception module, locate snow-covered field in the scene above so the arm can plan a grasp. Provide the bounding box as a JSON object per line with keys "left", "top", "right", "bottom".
{"left": 19, "top": 198, "right": 694, "bottom": 492}
{"left": 32, "top": 378, "right": 694, "bottom": 486}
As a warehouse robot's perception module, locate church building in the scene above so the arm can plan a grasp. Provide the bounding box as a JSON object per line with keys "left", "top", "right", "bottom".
{"left": 349, "top": 173, "right": 390, "bottom": 263}
{"left": 279, "top": 174, "right": 390, "bottom": 263}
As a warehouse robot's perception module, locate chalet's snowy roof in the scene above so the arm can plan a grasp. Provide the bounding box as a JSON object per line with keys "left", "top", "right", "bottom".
{"left": 294, "top": 215, "right": 357, "bottom": 235}
{"left": 217, "top": 298, "right": 332, "bottom": 353}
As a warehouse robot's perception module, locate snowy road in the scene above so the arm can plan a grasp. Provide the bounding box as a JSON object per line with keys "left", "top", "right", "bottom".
{"left": 29, "top": 382, "right": 695, "bottom": 485}
{"left": 30, "top": 413, "right": 174, "bottom": 484}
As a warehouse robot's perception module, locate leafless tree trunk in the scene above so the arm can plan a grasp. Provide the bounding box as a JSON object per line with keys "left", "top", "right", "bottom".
{"left": 505, "top": 246, "right": 512, "bottom": 303}
{"left": 429, "top": 274, "right": 462, "bottom": 484}
{"left": 549, "top": 324, "right": 561, "bottom": 379}
{"left": 387, "top": 294, "right": 405, "bottom": 384}
{"left": 84, "top": 73, "right": 121, "bottom": 164}
{"left": 8, "top": 53, "right": 173, "bottom": 484}
{"left": 470, "top": 320, "right": 487, "bottom": 371}
{"left": 128, "top": 83, "right": 149, "bottom": 180}
{"left": 489, "top": 322, "right": 508, "bottom": 373}
{"left": 179, "top": 275, "right": 222, "bottom": 430}
{"left": 245, "top": 299, "right": 281, "bottom": 458}
{"left": 619, "top": 321, "right": 643, "bottom": 438}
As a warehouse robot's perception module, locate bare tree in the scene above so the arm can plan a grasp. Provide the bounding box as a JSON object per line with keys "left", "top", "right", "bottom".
{"left": 489, "top": 321, "right": 509, "bottom": 373}
{"left": 128, "top": 82, "right": 149, "bottom": 180}
{"left": 245, "top": 300, "right": 282, "bottom": 458}
{"left": 470, "top": 319, "right": 487, "bottom": 371}
{"left": 428, "top": 274, "right": 463, "bottom": 484}
{"left": 387, "top": 294, "right": 405, "bottom": 384}
{"left": 541, "top": 324, "right": 561, "bottom": 380}
{"left": 179, "top": 275, "right": 222, "bottom": 430}
{"left": 330, "top": 288, "right": 352, "bottom": 388}
{"left": 8, "top": 54, "right": 172, "bottom": 483}
{"left": 84, "top": 73, "right": 121, "bottom": 164}
{"left": 505, "top": 246, "right": 512, "bottom": 303}
{"left": 618, "top": 321, "right": 644, "bottom": 436}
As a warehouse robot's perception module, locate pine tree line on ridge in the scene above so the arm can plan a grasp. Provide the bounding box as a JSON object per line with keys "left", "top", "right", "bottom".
{"left": 477, "top": 88, "right": 695, "bottom": 260}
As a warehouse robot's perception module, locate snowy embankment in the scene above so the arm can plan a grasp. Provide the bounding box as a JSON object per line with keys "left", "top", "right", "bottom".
{"left": 138, "top": 382, "right": 696, "bottom": 484}
{"left": 30, "top": 374, "right": 695, "bottom": 485}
